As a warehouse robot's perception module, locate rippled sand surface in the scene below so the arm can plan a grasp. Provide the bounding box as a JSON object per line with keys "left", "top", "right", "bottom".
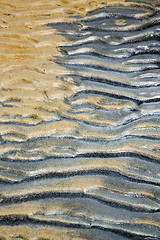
{"left": 0, "top": 0, "right": 160, "bottom": 239}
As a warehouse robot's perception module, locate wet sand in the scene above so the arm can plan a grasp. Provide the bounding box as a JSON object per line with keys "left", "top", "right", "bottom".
{"left": 0, "top": 0, "right": 160, "bottom": 239}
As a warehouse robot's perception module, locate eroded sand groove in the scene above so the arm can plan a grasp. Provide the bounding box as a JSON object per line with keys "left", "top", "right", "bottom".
{"left": 0, "top": 0, "right": 160, "bottom": 239}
